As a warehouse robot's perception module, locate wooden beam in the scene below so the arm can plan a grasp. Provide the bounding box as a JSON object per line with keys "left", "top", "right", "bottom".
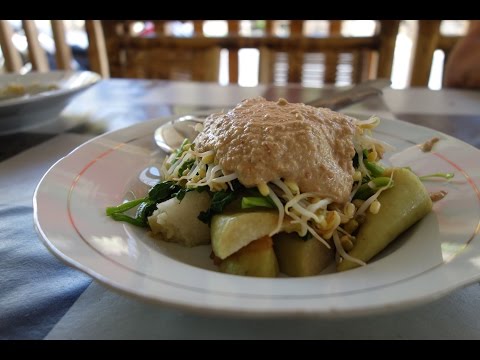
{"left": 123, "top": 35, "right": 379, "bottom": 52}
{"left": 437, "top": 35, "right": 461, "bottom": 52}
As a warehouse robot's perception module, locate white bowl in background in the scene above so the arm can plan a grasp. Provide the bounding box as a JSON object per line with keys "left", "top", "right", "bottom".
{"left": 0, "top": 70, "right": 101, "bottom": 134}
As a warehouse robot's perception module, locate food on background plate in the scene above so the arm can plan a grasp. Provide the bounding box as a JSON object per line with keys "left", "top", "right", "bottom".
{"left": 0, "top": 82, "right": 59, "bottom": 101}
{"left": 106, "top": 97, "right": 452, "bottom": 278}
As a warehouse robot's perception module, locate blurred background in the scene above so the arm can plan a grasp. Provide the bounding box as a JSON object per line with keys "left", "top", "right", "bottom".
{"left": 0, "top": 20, "right": 471, "bottom": 90}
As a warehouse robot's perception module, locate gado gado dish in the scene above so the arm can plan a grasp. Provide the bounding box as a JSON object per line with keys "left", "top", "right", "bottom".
{"left": 106, "top": 97, "right": 452, "bottom": 277}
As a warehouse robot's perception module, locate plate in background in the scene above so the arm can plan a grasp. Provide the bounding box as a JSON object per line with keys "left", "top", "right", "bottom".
{"left": 0, "top": 70, "right": 100, "bottom": 134}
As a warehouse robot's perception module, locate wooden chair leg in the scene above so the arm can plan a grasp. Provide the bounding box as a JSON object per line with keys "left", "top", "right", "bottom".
{"left": 325, "top": 20, "right": 342, "bottom": 84}
{"left": 410, "top": 20, "right": 441, "bottom": 87}
{"left": 287, "top": 20, "right": 304, "bottom": 83}
{"left": 22, "top": 20, "right": 49, "bottom": 72}
{"left": 227, "top": 20, "right": 240, "bottom": 84}
{"left": 0, "top": 20, "right": 23, "bottom": 72}
{"left": 85, "top": 20, "right": 110, "bottom": 78}
{"left": 259, "top": 46, "right": 274, "bottom": 84}
{"left": 377, "top": 20, "right": 400, "bottom": 80}
{"left": 51, "top": 20, "right": 73, "bottom": 70}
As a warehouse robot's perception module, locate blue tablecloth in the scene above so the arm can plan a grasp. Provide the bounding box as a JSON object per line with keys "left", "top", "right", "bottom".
{"left": 0, "top": 134, "right": 92, "bottom": 339}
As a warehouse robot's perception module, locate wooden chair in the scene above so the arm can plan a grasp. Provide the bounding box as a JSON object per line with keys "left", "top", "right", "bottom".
{"left": 0, "top": 20, "right": 109, "bottom": 77}
{"left": 101, "top": 20, "right": 220, "bottom": 82}
{"left": 255, "top": 20, "right": 400, "bottom": 85}
{"left": 410, "top": 20, "right": 467, "bottom": 87}
{"left": 100, "top": 20, "right": 399, "bottom": 85}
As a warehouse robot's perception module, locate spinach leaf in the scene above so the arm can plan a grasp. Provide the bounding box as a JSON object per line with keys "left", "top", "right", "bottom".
{"left": 110, "top": 213, "right": 148, "bottom": 227}
{"left": 106, "top": 197, "right": 147, "bottom": 216}
{"left": 198, "top": 190, "right": 238, "bottom": 224}
{"left": 107, "top": 178, "right": 209, "bottom": 228}
{"left": 135, "top": 200, "right": 158, "bottom": 225}
{"left": 241, "top": 196, "right": 274, "bottom": 209}
{"left": 148, "top": 181, "right": 178, "bottom": 202}
{"left": 173, "top": 185, "right": 209, "bottom": 201}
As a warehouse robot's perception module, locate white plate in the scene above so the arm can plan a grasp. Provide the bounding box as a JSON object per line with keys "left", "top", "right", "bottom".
{"left": 33, "top": 115, "right": 480, "bottom": 318}
{"left": 0, "top": 71, "right": 100, "bottom": 134}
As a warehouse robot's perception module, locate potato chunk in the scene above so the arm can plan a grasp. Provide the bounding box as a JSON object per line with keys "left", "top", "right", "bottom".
{"left": 274, "top": 232, "right": 334, "bottom": 277}
{"left": 148, "top": 191, "right": 211, "bottom": 247}
{"left": 211, "top": 210, "right": 300, "bottom": 259}
{"left": 212, "top": 210, "right": 278, "bottom": 259}
{"left": 337, "top": 168, "right": 433, "bottom": 271}
{"left": 219, "top": 236, "right": 279, "bottom": 278}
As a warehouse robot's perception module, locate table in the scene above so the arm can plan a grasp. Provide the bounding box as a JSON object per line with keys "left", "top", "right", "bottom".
{"left": 1, "top": 79, "right": 480, "bottom": 339}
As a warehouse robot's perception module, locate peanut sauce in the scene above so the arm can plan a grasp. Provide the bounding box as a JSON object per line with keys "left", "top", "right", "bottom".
{"left": 194, "top": 97, "right": 357, "bottom": 204}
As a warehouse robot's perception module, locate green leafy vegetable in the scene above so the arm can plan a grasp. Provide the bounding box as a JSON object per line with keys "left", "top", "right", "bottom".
{"left": 173, "top": 185, "right": 208, "bottom": 201}
{"left": 106, "top": 197, "right": 147, "bottom": 216}
{"left": 241, "top": 196, "right": 275, "bottom": 209}
{"left": 107, "top": 180, "right": 202, "bottom": 227}
{"left": 354, "top": 177, "right": 394, "bottom": 200}
{"left": 168, "top": 138, "right": 191, "bottom": 167}
{"left": 135, "top": 200, "right": 158, "bottom": 225}
{"left": 177, "top": 158, "right": 195, "bottom": 176}
{"left": 364, "top": 159, "right": 385, "bottom": 177}
{"left": 198, "top": 190, "right": 238, "bottom": 224}
{"left": 110, "top": 213, "right": 148, "bottom": 227}
{"left": 148, "top": 181, "right": 179, "bottom": 202}
{"left": 362, "top": 149, "right": 385, "bottom": 177}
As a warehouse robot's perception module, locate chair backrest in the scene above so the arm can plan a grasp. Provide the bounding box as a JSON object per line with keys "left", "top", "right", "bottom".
{"left": 101, "top": 20, "right": 400, "bottom": 85}
{"left": 101, "top": 20, "right": 220, "bottom": 82}
{"left": 0, "top": 20, "right": 109, "bottom": 77}
{"left": 410, "top": 20, "right": 466, "bottom": 87}
{"left": 256, "top": 20, "right": 400, "bottom": 85}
